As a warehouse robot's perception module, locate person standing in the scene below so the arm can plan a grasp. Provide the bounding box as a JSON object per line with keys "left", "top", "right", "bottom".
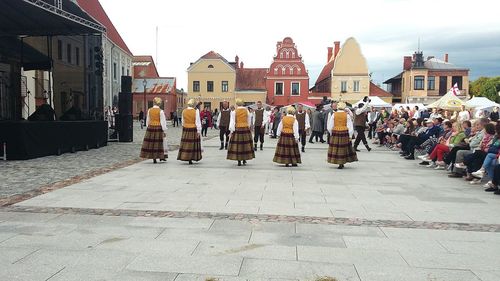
{"left": 227, "top": 98, "right": 255, "bottom": 166}
{"left": 367, "top": 107, "right": 379, "bottom": 139}
{"left": 324, "top": 102, "right": 338, "bottom": 144}
{"left": 200, "top": 107, "right": 212, "bottom": 137}
{"left": 327, "top": 102, "right": 357, "bottom": 169}
{"left": 138, "top": 110, "right": 144, "bottom": 130}
{"left": 140, "top": 97, "right": 167, "bottom": 163}
{"left": 309, "top": 105, "right": 326, "bottom": 143}
{"left": 353, "top": 98, "right": 372, "bottom": 152}
{"left": 172, "top": 111, "right": 178, "bottom": 127}
{"left": 177, "top": 99, "right": 202, "bottom": 164}
{"left": 217, "top": 101, "right": 231, "bottom": 150}
{"left": 212, "top": 108, "right": 219, "bottom": 129}
{"left": 273, "top": 106, "right": 301, "bottom": 167}
{"left": 295, "top": 104, "right": 311, "bottom": 152}
{"left": 458, "top": 105, "right": 471, "bottom": 122}
{"left": 490, "top": 107, "right": 500, "bottom": 122}
{"left": 271, "top": 107, "right": 282, "bottom": 138}
{"left": 252, "top": 101, "right": 268, "bottom": 151}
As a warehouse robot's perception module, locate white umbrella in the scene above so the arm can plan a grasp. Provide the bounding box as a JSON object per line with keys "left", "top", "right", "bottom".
{"left": 465, "top": 97, "right": 499, "bottom": 110}
{"left": 353, "top": 96, "right": 392, "bottom": 108}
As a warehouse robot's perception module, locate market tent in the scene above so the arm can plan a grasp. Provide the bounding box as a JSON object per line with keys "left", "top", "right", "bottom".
{"left": 426, "top": 90, "right": 464, "bottom": 110}
{"left": 465, "top": 97, "right": 499, "bottom": 110}
{"left": 393, "top": 103, "right": 427, "bottom": 111}
{"left": 247, "top": 103, "right": 274, "bottom": 110}
{"left": 353, "top": 96, "right": 392, "bottom": 108}
{"left": 285, "top": 102, "right": 316, "bottom": 110}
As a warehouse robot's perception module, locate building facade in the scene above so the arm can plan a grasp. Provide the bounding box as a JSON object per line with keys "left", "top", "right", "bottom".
{"left": 384, "top": 52, "right": 469, "bottom": 103}
{"left": 266, "top": 37, "right": 309, "bottom": 106}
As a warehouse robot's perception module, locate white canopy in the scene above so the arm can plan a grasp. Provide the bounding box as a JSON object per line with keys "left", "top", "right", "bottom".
{"left": 353, "top": 96, "right": 392, "bottom": 108}
{"left": 393, "top": 103, "right": 427, "bottom": 111}
{"left": 426, "top": 90, "right": 464, "bottom": 110}
{"left": 465, "top": 97, "right": 499, "bottom": 110}
{"left": 247, "top": 103, "right": 274, "bottom": 110}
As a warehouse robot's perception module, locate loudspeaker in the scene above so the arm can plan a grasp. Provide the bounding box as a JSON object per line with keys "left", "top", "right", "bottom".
{"left": 118, "top": 92, "right": 132, "bottom": 115}
{"left": 119, "top": 114, "right": 133, "bottom": 142}
{"left": 121, "top": 76, "right": 132, "bottom": 93}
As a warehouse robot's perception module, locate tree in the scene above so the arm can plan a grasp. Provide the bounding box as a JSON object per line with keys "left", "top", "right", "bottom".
{"left": 470, "top": 76, "right": 500, "bottom": 102}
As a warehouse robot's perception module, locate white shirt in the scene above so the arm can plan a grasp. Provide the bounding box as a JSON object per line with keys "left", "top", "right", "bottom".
{"left": 251, "top": 108, "right": 269, "bottom": 127}
{"left": 355, "top": 102, "right": 370, "bottom": 115}
{"left": 181, "top": 107, "right": 202, "bottom": 134}
{"left": 459, "top": 110, "right": 470, "bottom": 122}
{"left": 276, "top": 114, "right": 299, "bottom": 139}
{"left": 229, "top": 106, "right": 252, "bottom": 133}
{"left": 413, "top": 110, "right": 421, "bottom": 119}
{"left": 327, "top": 110, "right": 354, "bottom": 137}
{"left": 295, "top": 110, "right": 311, "bottom": 130}
{"left": 146, "top": 105, "right": 167, "bottom": 132}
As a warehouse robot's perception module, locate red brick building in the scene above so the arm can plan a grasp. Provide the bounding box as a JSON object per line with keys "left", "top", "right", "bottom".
{"left": 132, "top": 56, "right": 177, "bottom": 119}
{"left": 266, "top": 37, "right": 310, "bottom": 106}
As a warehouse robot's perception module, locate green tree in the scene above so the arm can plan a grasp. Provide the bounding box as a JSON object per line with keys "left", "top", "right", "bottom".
{"left": 470, "top": 76, "right": 500, "bottom": 102}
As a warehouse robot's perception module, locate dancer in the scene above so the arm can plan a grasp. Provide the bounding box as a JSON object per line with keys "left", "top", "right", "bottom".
{"left": 353, "top": 97, "right": 372, "bottom": 152}
{"left": 295, "top": 104, "right": 311, "bottom": 152}
{"left": 216, "top": 101, "right": 231, "bottom": 150}
{"left": 140, "top": 97, "right": 167, "bottom": 163}
{"left": 177, "top": 99, "right": 202, "bottom": 164}
{"left": 327, "top": 102, "right": 358, "bottom": 169}
{"left": 252, "top": 101, "right": 268, "bottom": 151}
{"left": 273, "top": 106, "right": 301, "bottom": 167}
{"left": 227, "top": 98, "right": 255, "bottom": 166}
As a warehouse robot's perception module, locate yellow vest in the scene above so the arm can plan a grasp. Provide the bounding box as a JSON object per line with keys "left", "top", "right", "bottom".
{"left": 236, "top": 108, "right": 248, "bottom": 128}
{"left": 333, "top": 111, "right": 348, "bottom": 131}
{"left": 183, "top": 108, "right": 196, "bottom": 128}
{"left": 148, "top": 107, "right": 161, "bottom": 126}
{"left": 282, "top": 115, "right": 295, "bottom": 134}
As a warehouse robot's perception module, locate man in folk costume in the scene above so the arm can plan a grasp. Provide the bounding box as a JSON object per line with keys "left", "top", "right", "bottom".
{"left": 353, "top": 97, "right": 372, "bottom": 152}
{"left": 177, "top": 99, "right": 202, "bottom": 164}
{"left": 327, "top": 101, "right": 358, "bottom": 169}
{"left": 140, "top": 97, "right": 167, "bottom": 164}
{"left": 216, "top": 100, "right": 231, "bottom": 150}
{"left": 273, "top": 106, "right": 301, "bottom": 167}
{"left": 295, "top": 104, "right": 311, "bottom": 152}
{"left": 252, "top": 101, "right": 268, "bottom": 151}
{"left": 227, "top": 98, "right": 255, "bottom": 166}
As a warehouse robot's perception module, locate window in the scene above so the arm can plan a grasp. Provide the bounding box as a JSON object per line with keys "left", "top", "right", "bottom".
{"left": 414, "top": 76, "right": 424, "bottom": 90}
{"left": 207, "top": 81, "right": 214, "bottom": 92}
{"left": 208, "top": 64, "right": 214, "bottom": 69}
{"left": 193, "top": 81, "right": 200, "bottom": 92}
{"left": 275, "top": 82, "right": 284, "bottom": 96}
{"left": 281, "top": 67, "right": 286, "bottom": 75}
{"left": 66, "top": 43, "right": 72, "bottom": 63}
{"left": 289, "top": 68, "right": 293, "bottom": 75}
{"left": 428, "top": 76, "right": 435, "bottom": 90}
{"left": 452, "top": 76, "right": 463, "bottom": 90}
{"left": 127, "top": 69, "right": 130, "bottom": 76}
{"left": 274, "top": 68, "right": 278, "bottom": 75}
{"left": 75, "top": 47, "right": 80, "bottom": 65}
{"left": 221, "top": 81, "right": 228, "bottom": 92}
{"left": 353, "top": 81, "right": 360, "bottom": 92}
{"left": 340, "top": 81, "right": 347, "bottom": 92}
{"left": 113, "top": 63, "right": 117, "bottom": 80}
{"left": 121, "top": 66, "right": 124, "bottom": 77}
{"left": 291, "top": 82, "right": 300, "bottom": 96}
{"left": 57, "top": 40, "right": 63, "bottom": 60}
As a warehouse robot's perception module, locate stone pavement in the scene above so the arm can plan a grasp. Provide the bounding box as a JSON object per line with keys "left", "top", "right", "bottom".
{"left": 1, "top": 134, "right": 500, "bottom": 280}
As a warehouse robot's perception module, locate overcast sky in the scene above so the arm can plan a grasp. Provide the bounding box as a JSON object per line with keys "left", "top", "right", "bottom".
{"left": 100, "top": 0, "right": 500, "bottom": 90}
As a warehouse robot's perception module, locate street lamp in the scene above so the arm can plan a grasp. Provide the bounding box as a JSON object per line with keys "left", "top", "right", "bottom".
{"left": 142, "top": 79, "right": 147, "bottom": 117}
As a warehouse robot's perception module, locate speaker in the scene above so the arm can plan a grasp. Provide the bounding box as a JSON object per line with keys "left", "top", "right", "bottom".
{"left": 121, "top": 76, "right": 132, "bottom": 93}
{"left": 118, "top": 92, "right": 133, "bottom": 115}
{"left": 119, "top": 114, "right": 133, "bottom": 142}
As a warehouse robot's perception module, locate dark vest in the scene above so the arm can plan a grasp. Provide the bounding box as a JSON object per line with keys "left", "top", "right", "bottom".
{"left": 219, "top": 109, "right": 231, "bottom": 127}
{"left": 296, "top": 111, "right": 306, "bottom": 131}
{"left": 254, "top": 108, "right": 264, "bottom": 127}
{"left": 354, "top": 111, "right": 367, "bottom": 127}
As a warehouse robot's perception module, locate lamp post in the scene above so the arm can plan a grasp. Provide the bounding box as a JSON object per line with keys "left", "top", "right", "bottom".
{"left": 142, "top": 79, "right": 147, "bottom": 116}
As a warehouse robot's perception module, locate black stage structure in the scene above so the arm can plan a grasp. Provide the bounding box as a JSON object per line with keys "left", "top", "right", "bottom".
{"left": 0, "top": 0, "right": 111, "bottom": 160}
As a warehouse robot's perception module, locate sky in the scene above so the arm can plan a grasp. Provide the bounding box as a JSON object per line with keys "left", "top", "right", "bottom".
{"left": 100, "top": 0, "right": 500, "bottom": 91}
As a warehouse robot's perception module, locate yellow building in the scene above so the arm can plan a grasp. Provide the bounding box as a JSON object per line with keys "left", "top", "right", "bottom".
{"left": 187, "top": 52, "right": 266, "bottom": 109}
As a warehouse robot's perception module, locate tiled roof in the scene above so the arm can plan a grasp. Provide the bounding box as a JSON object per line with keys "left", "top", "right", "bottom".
{"left": 315, "top": 58, "right": 335, "bottom": 85}
{"left": 383, "top": 72, "right": 402, "bottom": 84}
{"left": 424, "top": 58, "right": 468, "bottom": 70}
{"left": 370, "top": 82, "right": 392, "bottom": 97}
{"left": 133, "top": 55, "right": 159, "bottom": 78}
{"left": 132, "top": 77, "right": 175, "bottom": 94}
{"left": 76, "top": 0, "right": 132, "bottom": 55}
{"left": 236, "top": 68, "right": 267, "bottom": 91}
{"left": 201, "top": 51, "right": 226, "bottom": 60}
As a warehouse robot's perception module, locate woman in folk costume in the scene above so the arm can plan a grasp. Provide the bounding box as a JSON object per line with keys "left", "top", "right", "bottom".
{"left": 140, "top": 97, "right": 167, "bottom": 164}
{"left": 273, "top": 106, "right": 301, "bottom": 167}
{"left": 327, "top": 101, "right": 358, "bottom": 169}
{"left": 227, "top": 98, "right": 255, "bottom": 166}
{"left": 177, "top": 99, "right": 202, "bottom": 164}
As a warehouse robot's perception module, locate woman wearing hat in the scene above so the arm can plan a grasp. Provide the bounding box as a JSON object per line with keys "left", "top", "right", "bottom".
{"left": 177, "top": 99, "right": 202, "bottom": 164}
{"left": 326, "top": 101, "right": 358, "bottom": 169}
{"left": 227, "top": 98, "right": 255, "bottom": 166}
{"left": 140, "top": 97, "right": 167, "bottom": 163}
{"left": 273, "top": 106, "right": 301, "bottom": 167}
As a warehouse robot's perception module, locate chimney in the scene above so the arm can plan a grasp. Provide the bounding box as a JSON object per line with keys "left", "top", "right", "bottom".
{"left": 235, "top": 55, "right": 239, "bottom": 69}
{"left": 327, "top": 47, "right": 333, "bottom": 62}
{"left": 240, "top": 61, "right": 244, "bottom": 69}
{"left": 403, "top": 56, "right": 412, "bottom": 70}
{"left": 334, "top": 41, "right": 341, "bottom": 59}
{"left": 444, "top": 53, "right": 449, "bottom": 62}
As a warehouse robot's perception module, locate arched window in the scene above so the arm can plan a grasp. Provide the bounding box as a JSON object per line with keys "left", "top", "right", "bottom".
{"left": 281, "top": 67, "right": 286, "bottom": 75}
{"left": 297, "top": 68, "right": 301, "bottom": 75}
{"left": 285, "top": 51, "right": 290, "bottom": 59}
{"left": 274, "top": 68, "right": 278, "bottom": 75}
{"left": 208, "top": 65, "right": 214, "bottom": 68}
{"left": 292, "top": 51, "right": 295, "bottom": 58}
{"left": 279, "top": 52, "right": 283, "bottom": 59}
{"left": 289, "top": 67, "right": 293, "bottom": 75}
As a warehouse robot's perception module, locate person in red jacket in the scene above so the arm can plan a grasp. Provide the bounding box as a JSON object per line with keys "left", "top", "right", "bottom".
{"left": 200, "top": 106, "right": 212, "bottom": 137}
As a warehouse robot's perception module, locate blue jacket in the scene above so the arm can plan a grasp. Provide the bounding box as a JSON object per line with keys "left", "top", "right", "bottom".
{"left": 418, "top": 125, "right": 440, "bottom": 141}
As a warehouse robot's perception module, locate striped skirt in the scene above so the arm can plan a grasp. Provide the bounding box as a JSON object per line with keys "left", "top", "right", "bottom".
{"left": 177, "top": 127, "right": 202, "bottom": 162}
{"left": 273, "top": 133, "right": 301, "bottom": 165}
{"left": 140, "top": 125, "right": 165, "bottom": 159}
{"left": 327, "top": 130, "right": 358, "bottom": 165}
{"left": 227, "top": 127, "right": 255, "bottom": 161}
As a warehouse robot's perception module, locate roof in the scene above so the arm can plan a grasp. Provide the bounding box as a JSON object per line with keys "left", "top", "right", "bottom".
{"left": 315, "top": 58, "right": 336, "bottom": 85}
{"left": 383, "top": 72, "right": 402, "bottom": 84}
{"left": 236, "top": 68, "right": 267, "bottom": 91}
{"left": 76, "top": 0, "right": 132, "bottom": 55}
{"left": 188, "top": 51, "right": 236, "bottom": 71}
{"left": 132, "top": 77, "right": 175, "bottom": 94}
{"left": 369, "top": 82, "right": 393, "bottom": 97}
{"left": 133, "top": 55, "right": 159, "bottom": 78}
{"left": 424, "top": 58, "right": 468, "bottom": 71}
